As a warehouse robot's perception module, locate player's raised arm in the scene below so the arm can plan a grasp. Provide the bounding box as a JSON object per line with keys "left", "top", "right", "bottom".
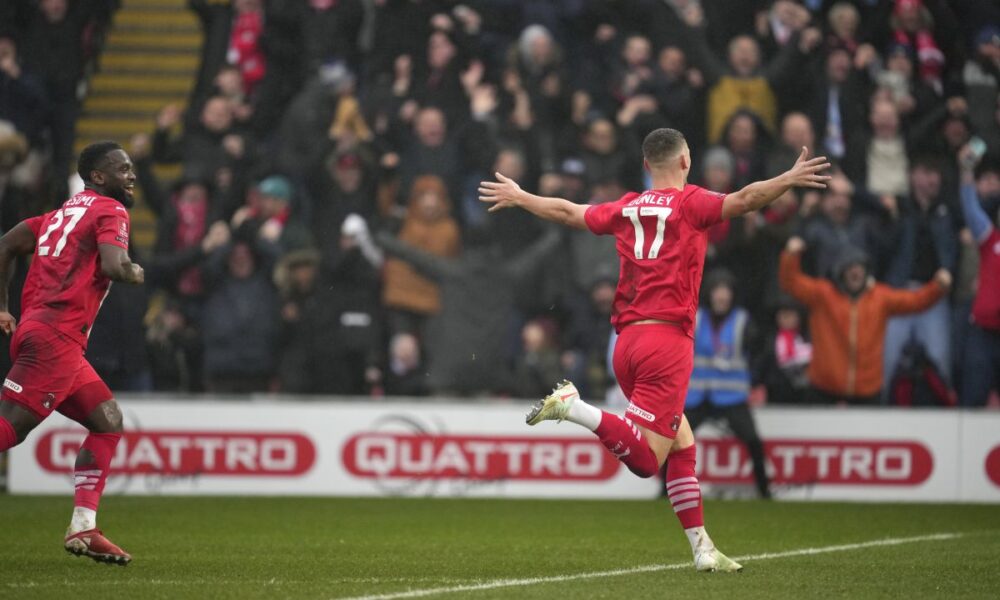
{"left": 0, "top": 221, "right": 39, "bottom": 334}
{"left": 98, "top": 244, "right": 144, "bottom": 285}
{"left": 721, "top": 147, "right": 831, "bottom": 220}
{"left": 479, "top": 172, "right": 590, "bottom": 230}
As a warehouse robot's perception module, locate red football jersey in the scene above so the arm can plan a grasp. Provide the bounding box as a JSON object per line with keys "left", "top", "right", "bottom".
{"left": 20, "top": 190, "right": 130, "bottom": 347}
{"left": 584, "top": 184, "right": 725, "bottom": 336}
{"left": 973, "top": 228, "right": 1000, "bottom": 332}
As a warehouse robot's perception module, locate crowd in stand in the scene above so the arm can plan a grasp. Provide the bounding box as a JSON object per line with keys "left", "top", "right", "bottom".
{"left": 1, "top": 0, "right": 999, "bottom": 406}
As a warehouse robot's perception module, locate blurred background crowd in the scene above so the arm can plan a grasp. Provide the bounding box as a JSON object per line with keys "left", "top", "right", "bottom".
{"left": 0, "top": 0, "right": 998, "bottom": 407}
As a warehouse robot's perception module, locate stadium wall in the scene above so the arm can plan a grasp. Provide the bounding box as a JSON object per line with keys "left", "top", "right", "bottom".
{"left": 6, "top": 398, "right": 999, "bottom": 503}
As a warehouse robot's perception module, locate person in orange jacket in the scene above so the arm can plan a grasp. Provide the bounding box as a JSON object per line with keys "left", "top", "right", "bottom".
{"left": 779, "top": 236, "right": 951, "bottom": 404}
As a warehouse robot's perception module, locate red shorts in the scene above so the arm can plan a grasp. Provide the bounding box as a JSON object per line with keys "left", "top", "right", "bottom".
{"left": 612, "top": 323, "right": 694, "bottom": 439}
{"left": 1, "top": 320, "right": 112, "bottom": 423}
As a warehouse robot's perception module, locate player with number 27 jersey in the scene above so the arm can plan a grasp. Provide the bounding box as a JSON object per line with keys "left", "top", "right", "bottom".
{"left": 584, "top": 185, "right": 724, "bottom": 337}
{"left": 0, "top": 142, "right": 143, "bottom": 565}
{"left": 21, "top": 190, "right": 131, "bottom": 346}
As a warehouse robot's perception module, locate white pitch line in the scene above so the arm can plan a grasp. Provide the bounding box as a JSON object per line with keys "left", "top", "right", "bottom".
{"left": 336, "top": 532, "right": 963, "bottom": 600}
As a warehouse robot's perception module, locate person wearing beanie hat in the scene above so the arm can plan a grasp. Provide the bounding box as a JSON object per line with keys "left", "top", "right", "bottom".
{"left": 779, "top": 236, "right": 950, "bottom": 404}
{"left": 230, "top": 175, "right": 310, "bottom": 252}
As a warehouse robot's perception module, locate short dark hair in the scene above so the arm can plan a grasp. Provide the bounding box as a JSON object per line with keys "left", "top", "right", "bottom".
{"left": 910, "top": 154, "right": 944, "bottom": 174}
{"left": 975, "top": 159, "right": 1000, "bottom": 181}
{"left": 642, "top": 128, "right": 686, "bottom": 165}
{"left": 77, "top": 141, "right": 123, "bottom": 182}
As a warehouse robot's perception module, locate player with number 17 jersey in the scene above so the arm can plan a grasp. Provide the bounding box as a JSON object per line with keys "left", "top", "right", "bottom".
{"left": 480, "top": 128, "right": 831, "bottom": 573}
{"left": 583, "top": 184, "right": 724, "bottom": 438}
{"left": 21, "top": 190, "right": 131, "bottom": 346}
{"left": 584, "top": 185, "right": 725, "bottom": 338}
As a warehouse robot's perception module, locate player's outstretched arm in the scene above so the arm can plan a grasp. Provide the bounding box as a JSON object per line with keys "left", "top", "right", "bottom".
{"left": 98, "top": 244, "right": 144, "bottom": 285}
{"left": 0, "top": 221, "right": 38, "bottom": 334}
{"left": 722, "top": 147, "right": 831, "bottom": 219}
{"left": 479, "top": 173, "right": 589, "bottom": 230}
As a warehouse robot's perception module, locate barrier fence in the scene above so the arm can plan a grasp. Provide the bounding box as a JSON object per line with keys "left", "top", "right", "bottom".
{"left": 6, "top": 397, "right": 999, "bottom": 502}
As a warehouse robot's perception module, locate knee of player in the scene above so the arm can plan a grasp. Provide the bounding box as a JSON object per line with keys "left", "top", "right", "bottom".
{"left": 636, "top": 466, "right": 659, "bottom": 479}
{"left": 92, "top": 401, "right": 124, "bottom": 433}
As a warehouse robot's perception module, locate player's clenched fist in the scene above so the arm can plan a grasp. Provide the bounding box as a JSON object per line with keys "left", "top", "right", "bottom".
{"left": 0, "top": 311, "right": 16, "bottom": 335}
{"left": 933, "top": 268, "right": 952, "bottom": 290}
{"left": 785, "top": 236, "right": 806, "bottom": 254}
{"left": 129, "top": 264, "right": 145, "bottom": 285}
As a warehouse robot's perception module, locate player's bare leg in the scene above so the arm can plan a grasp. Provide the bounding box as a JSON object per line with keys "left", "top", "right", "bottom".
{"left": 63, "top": 398, "right": 131, "bottom": 566}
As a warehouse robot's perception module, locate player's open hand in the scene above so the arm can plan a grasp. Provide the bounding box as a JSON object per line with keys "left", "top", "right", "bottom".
{"left": 0, "top": 311, "right": 16, "bottom": 335}
{"left": 478, "top": 172, "right": 524, "bottom": 212}
{"left": 786, "top": 147, "right": 832, "bottom": 189}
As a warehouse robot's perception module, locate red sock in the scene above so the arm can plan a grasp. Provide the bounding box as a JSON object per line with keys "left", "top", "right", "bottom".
{"left": 594, "top": 412, "right": 660, "bottom": 478}
{"left": 666, "top": 444, "right": 703, "bottom": 529}
{"left": 74, "top": 433, "right": 121, "bottom": 511}
{"left": 0, "top": 417, "right": 16, "bottom": 452}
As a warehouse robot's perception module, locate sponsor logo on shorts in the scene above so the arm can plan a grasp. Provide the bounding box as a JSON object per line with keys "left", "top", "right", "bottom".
{"left": 671, "top": 414, "right": 682, "bottom": 432}
{"left": 3, "top": 378, "right": 23, "bottom": 394}
{"left": 625, "top": 403, "right": 655, "bottom": 422}
{"left": 42, "top": 393, "right": 54, "bottom": 410}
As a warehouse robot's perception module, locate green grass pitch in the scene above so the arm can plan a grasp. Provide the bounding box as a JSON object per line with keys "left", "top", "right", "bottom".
{"left": 1, "top": 496, "right": 998, "bottom": 599}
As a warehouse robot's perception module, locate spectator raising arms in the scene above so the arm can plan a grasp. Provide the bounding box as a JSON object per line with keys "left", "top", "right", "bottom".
{"left": 956, "top": 144, "right": 1000, "bottom": 406}
{"left": 779, "top": 236, "right": 950, "bottom": 404}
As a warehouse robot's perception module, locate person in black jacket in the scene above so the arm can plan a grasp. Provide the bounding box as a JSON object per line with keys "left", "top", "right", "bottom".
{"left": 18, "top": 0, "right": 117, "bottom": 178}
{"left": 201, "top": 237, "right": 280, "bottom": 393}
{"left": 376, "top": 223, "right": 560, "bottom": 396}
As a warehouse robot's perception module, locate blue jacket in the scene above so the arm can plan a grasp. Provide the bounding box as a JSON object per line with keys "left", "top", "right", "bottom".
{"left": 686, "top": 308, "right": 751, "bottom": 408}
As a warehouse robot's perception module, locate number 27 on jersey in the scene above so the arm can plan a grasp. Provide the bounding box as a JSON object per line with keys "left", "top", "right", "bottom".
{"left": 37, "top": 207, "right": 88, "bottom": 258}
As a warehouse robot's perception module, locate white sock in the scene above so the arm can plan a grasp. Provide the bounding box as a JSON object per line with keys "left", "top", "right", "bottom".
{"left": 565, "top": 399, "right": 603, "bottom": 431}
{"left": 69, "top": 507, "right": 97, "bottom": 534}
{"left": 685, "top": 526, "right": 714, "bottom": 556}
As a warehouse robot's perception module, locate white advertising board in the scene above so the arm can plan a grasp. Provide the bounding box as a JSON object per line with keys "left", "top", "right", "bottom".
{"left": 6, "top": 399, "right": 999, "bottom": 503}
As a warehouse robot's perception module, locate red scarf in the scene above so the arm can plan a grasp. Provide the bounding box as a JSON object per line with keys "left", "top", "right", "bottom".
{"left": 173, "top": 196, "right": 208, "bottom": 296}
{"left": 227, "top": 11, "right": 266, "bottom": 94}
{"left": 775, "top": 328, "right": 812, "bottom": 367}
{"left": 893, "top": 30, "right": 944, "bottom": 94}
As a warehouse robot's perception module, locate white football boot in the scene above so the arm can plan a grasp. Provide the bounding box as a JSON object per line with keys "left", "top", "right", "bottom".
{"left": 525, "top": 380, "right": 580, "bottom": 425}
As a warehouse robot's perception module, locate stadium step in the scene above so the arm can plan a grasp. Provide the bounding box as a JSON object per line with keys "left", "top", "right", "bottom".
{"left": 86, "top": 95, "right": 185, "bottom": 114}
{"left": 106, "top": 31, "right": 202, "bottom": 50}
{"left": 113, "top": 9, "right": 199, "bottom": 32}
{"left": 74, "top": 0, "right": 203, "bottom": 251}
{"left": 121, "top": 0, "right": 190, "bottom": 8}
{"left": 100, "top": 52, "right": 199, "bottom": 74}
{"left": 77, "top": 118, "right": 156, "bottom": 137}
{"left": 89, "top": 73, "right": 194, "bottom": 94}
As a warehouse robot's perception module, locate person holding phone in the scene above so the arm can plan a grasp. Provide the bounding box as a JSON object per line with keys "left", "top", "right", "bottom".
{"left": 957, "top": 139, "right": 1000, "bottom": 405}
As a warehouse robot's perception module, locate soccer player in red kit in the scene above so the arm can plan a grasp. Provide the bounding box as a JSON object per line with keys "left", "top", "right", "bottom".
{"left": 479, "top": 128, "right": 829, "bottom": 572}
{"left": 0, "top": 141, "right": 144, "bottom": 565}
